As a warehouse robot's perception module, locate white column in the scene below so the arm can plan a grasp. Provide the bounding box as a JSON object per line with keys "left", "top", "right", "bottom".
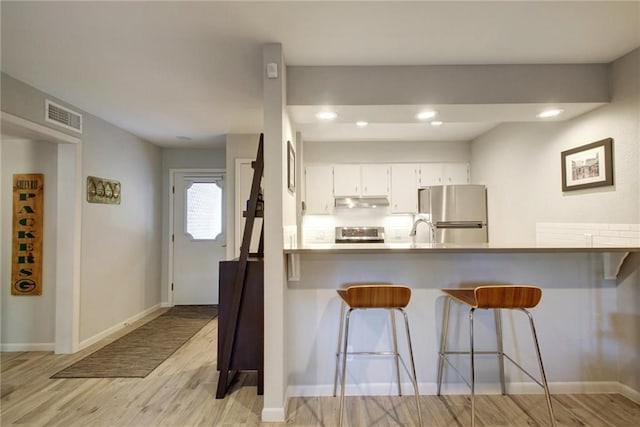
{"left": 261, "top": 43, "right": 288, "bottom": 421}
{"left": 55, "top": 142, "right": 82, "bottom": 353}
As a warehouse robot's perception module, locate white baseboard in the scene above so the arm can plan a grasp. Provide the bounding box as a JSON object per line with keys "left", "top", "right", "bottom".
{"left": 287, "top": 381, "right": 640, "bottom": 400}
{"left": 619, "top": 383, "right": 640, "bottom": 404}
{"left": 261, "top": 407, "right": 286, "bottom": 422}
{"left": 78, "top": 304, "right": 161, "bottom": 350}
{"left": 261, "top": 386, "right": 290, "bottom": 422}
{"left": 160, "top": 302, "right": 172, "bottom": 308}
{"left": 0, "top": 342, "right": 55, "bottom": 352}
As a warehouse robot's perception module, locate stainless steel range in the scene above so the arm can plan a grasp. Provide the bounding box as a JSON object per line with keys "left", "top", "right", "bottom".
{"left": 335, "top": 226, "right": 385, "bottom": 243}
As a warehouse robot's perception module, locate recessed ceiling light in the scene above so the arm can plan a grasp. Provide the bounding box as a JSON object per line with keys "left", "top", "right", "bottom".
{"left": 537, "top": 108, "right": 564, "bottom": 118}
{"left": 430, "top": 121, "right": 443, "bottom": 126}
{"left": 316, "top": 111, "right": 337, "bottom": 120}
{"left": 416, "top": 111, "right": 437, "bottom": 121}
{"left": 356, "top": 121, "right": 368, "bottom": 127}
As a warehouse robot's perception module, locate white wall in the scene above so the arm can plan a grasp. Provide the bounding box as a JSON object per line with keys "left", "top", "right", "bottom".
{"left": 471, "top": 49, "right": 639, "bottom": 244}
{"left": 2, "top": 73, "right": 163, "bottom": 349}
{"left": 304, "top": 140, "right": 470, "bottom": 164}
{"left": 160, "top": 147, "right": 226, "bottom": 303}
{"left": 471, "top": 48, "right": 639, "bottom": 394}
{"left": 79, "top": 115, "right": 162, "bottom": 342}
{"left": 1, "top": 138, "right": 58, "bottom": 348}
{"left": 288, "top": 63, "right": 609, "bottom": 106}
{"left": 225, "top": 134, "right": 260, "bottom": 259}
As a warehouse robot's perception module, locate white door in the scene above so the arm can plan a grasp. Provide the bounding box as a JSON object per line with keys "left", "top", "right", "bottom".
{"left": 173, "top": 171, "right": 225, "bottom": 305}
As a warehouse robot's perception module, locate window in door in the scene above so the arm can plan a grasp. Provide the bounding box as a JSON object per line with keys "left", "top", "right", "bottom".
{"left": 185, "top": 178, "right": 224, "bottom": 241}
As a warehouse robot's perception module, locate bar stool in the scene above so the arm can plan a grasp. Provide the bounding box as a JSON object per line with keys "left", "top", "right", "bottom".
{"left": 333, "top": 283, "right": 422, "bottom": 427}
{"left": 436, "top": 285, "right": 556, "bottom": 427}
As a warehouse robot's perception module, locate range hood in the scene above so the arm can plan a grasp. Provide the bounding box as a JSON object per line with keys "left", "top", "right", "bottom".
{"left": 334, "top": 196, "right": 390, "bottom": 209}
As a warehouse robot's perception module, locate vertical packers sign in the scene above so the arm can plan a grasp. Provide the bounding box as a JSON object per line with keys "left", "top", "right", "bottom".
{"left": 11, "top": 174, "right": 44, "bottom": 296}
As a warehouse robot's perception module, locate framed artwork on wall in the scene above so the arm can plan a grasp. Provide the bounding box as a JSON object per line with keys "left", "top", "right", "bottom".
{"left": 287, "top": 140, "right": 295, "bottom": 193}
{"left": 561, "top": 138, "right": 613, "bottom": 192}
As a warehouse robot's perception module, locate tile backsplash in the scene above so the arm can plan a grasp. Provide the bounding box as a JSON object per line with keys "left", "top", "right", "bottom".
{"left": 536, "top": 222, "right": 640, "bottom": 247}
{"left": 302, "top": 210, "right": 422, "bottom": 244}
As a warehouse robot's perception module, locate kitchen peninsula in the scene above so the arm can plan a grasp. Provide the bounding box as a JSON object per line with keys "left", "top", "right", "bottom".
{"left": 282, "top": 243, "right": 640, "bottom": 402}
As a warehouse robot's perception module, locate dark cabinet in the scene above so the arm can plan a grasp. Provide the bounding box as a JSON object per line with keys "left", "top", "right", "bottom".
{"left": 217, "top": 259, "right": 263, "bottom": 372}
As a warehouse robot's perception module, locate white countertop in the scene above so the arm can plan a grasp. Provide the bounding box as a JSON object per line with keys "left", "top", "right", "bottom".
{"left": 284, "top": 242, "right": 640, "bottom": 253}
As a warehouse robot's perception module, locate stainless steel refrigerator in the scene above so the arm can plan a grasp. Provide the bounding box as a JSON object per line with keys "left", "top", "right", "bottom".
{"left": 418, "top": 185, "right": 488, "bottom": 243}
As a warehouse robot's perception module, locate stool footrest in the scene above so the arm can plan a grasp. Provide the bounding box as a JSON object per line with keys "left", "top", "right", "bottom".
{"left": 438, "top": 351, "right": 547, "bottom": 391}
{"left": 339, "top": 351, "right": 398, "bottom": 356}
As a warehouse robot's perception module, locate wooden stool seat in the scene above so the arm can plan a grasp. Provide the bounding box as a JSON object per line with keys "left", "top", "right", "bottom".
{"left": 442, "top": 285, "right": 542, "bottom": 309}
{"left": 337, "top": 283, "right": 411, "bottom": 308}
{"left": 334, "top": 282, "right": 422, "bottom": 426}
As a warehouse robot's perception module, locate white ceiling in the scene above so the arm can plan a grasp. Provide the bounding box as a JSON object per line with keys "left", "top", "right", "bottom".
{"left": 1, "top": 1, "right": 639, "bottom": 147}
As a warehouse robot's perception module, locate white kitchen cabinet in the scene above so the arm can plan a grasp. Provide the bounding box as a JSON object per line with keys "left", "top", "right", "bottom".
{"left": 361, "top": 164, "right": 390, "bottom": 196}
{"left": 304, "top": 165, "right": 334, "bottom": 214}
{"left": 390, "top": 164, "right": 418, "bottom": 213}
{"left": 333, "top": 164, "right": 361, "bottom": 196}
{"left": 333, "top": 164, "right": 390, "bottom": 197}
{"left": 443, "top": 163, "right": 470, "bottom": 184}
{"left": 418, "top": 163, "right": 470, "bottom": 187}
{"left": 418, "top": 163, "right": 444, "bottom": 186}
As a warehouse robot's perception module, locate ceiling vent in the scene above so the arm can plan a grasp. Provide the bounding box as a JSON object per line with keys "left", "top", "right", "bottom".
{"left": 45, "top": 99, "right": 82, "bottom": 133}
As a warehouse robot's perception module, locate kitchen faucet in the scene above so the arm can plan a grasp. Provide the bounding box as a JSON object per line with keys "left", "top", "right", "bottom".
{"left": 409, "top": 216, "right": 434, "bottom": 242}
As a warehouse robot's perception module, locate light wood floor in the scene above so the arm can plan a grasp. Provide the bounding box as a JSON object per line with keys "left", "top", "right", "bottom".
{"left": 2, "top": 308, "right": 639, "bottom": 426}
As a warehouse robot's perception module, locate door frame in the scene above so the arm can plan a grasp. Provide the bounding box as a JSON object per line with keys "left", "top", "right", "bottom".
{"left": 168, "top": 168, "right": 225, "bottom": 307}
{"left": 1, "top": 112, "right": 82, "bottom": 354}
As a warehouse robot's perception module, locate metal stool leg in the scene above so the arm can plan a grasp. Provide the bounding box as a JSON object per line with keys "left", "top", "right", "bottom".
{"left": 469, "top": 308, "right": 476, "bottom": 427}
{"left": 437, "top": 296, "right": 452, "bottom": 395}
{"left": 400, "top": 308, "right": 423, "bottom": 427}
{"left": 333, "top": 301, "right": 346, "bottom": 397}
{"left": 494, "top": 308, "right": 506, "bottom": 395}
{"left": 339, "top": 308, "right": 353, "bottom": 427}
{"left": 522, "top": 309, "right": 557, "bottom": 427}
{"left": 390, "top": 309, "right": 402, "bottom": 396}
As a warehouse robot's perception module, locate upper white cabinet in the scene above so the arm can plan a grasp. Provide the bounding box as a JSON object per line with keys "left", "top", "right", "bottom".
{"left": 304, "top": 165, "right": 334, "bottom": 214}
{"left": 390, "top": 164, "right": 418, "bottom": 213}
{"left": 361, "top": 165, "right": 390, "bottom": 196}
{"left": 334, "top": 164, "right": 390, "bottom": 197}
{"left": 418, "top": 163, "right": 470, "bottom": 187}
{"left": 443, "top": 163, "right": 470, "bottom": 184}
{"left": 333, "top": 165, "right": 360, "bottom": 196}
{"left": 304, "top": 162, "right": 470, "bottom": 216}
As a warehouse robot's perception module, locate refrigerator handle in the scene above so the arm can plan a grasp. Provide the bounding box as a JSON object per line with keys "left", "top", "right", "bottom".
{"left": 435, "top": 221, "right": 484, "bottom": 229}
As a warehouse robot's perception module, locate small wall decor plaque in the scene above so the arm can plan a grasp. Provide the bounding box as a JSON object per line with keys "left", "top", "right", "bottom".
{"left": 87, "top": 176, "right": 121, "bottom": 204}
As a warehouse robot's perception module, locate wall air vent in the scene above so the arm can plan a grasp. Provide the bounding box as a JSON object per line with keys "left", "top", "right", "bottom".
{"left": 45, "top": 99, "right": 82, "bottom": 133}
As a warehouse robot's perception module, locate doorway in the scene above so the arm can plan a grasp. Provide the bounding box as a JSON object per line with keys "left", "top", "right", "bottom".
{"left": 1, "top": 112, "right": 82, "bottom": 354}
{"left": 170, "top": 170, "right": 225, "bottom": 305}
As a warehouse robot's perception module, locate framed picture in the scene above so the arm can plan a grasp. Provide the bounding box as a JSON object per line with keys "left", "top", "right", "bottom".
{"left": 287, "top": 140, "right": 295, "bottom": 193}
{"left": 561, "top": 138, "right": 613, "bottom": 191}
